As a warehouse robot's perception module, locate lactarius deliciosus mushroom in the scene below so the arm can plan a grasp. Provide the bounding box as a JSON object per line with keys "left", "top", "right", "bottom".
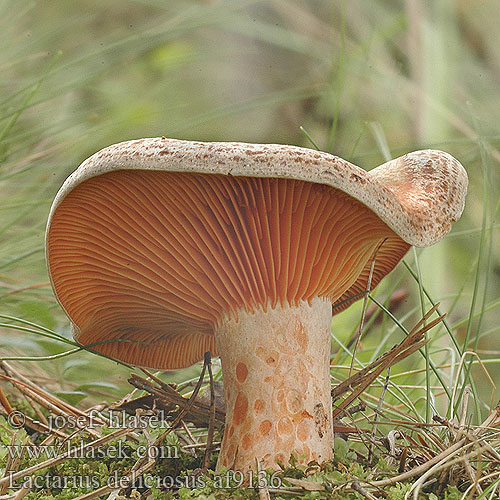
{"left": 46, "top": 138, "right": 468, "bottom": 471}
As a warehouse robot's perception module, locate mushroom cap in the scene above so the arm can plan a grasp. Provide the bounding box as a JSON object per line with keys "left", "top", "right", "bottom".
{"left": 45, "top": 138, "right": 467, "bottom": 368}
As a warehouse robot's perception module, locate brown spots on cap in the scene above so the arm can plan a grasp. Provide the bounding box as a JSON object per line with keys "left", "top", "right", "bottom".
{"left": 422, "top": 160, "right": 435, "bottom": 175}
{"left": 158, "top": 148, "right": 174, "bottom": 156}
{"left": 259, "top": 420, "right": 272, "bottom": 436}
{"left": 236, "top": 362, "right": 248, "bottom": 383}
{"left": 350, "top": 172, "right": 367, "bottom": 184}
{"left": 233, "top": 392, "right": 248, "bottom": 426}
{"left": 368, "top": 149, "right": 467, "bottom": 246}
{"left": 244, "top": 148, "right": 260, "bottom": 156}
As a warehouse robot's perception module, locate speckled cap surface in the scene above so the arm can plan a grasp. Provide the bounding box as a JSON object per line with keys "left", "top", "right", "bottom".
{"left": 48, "top": 138, "right": 468, "bottom": 248}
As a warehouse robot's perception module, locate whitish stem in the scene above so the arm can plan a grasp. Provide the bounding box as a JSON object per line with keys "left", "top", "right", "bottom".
{"left": 214, "top": 297, "right": 333, "bottom": 472}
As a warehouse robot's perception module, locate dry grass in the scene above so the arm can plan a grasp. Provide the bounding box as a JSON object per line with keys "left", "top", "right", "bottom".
{"left": 1, "top": 304, "right": 499, "bottom": 498}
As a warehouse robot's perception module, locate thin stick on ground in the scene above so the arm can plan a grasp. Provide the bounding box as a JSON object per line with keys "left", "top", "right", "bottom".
{"left": 368, "top": 367, "right": 391, "bottom": 464}
{"left": 333, "top": 303, "right": 443, "bottom": 418}
{"left": 202, "top": 351, "right": 216, "bottom": 472}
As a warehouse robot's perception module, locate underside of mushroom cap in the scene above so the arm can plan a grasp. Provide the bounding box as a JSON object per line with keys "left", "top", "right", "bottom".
{"left": 45, "top": 138, "right": 467, "bottom": 369}
{"left": 49, "top": 138, "right": 468, "bottom": 247}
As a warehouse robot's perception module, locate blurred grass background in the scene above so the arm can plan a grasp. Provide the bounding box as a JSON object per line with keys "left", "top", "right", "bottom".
{"left": 1, "top": 0, "right": 499, "bottom": 422}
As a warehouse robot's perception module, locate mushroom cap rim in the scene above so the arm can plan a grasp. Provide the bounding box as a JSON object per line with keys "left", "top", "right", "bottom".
{"left": 46, "top": 137, "right": 468, "bottom": 252}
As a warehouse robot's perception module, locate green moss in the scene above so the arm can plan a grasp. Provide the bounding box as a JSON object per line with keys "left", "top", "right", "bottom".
{"left": 0, "top": 411, "right": 480, "bottom": 499}
{"left": 388, "top": 482, "right": 413, "bottom": 500}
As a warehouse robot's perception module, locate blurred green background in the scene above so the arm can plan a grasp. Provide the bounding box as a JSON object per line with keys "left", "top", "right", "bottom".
{"left": 1, "top": 0, "right": 499, "bottom": 420}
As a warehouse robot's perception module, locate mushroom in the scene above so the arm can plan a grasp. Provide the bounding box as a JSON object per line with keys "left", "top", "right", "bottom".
{"left": 45, "top": 138, "right": 467, "bottom": 472}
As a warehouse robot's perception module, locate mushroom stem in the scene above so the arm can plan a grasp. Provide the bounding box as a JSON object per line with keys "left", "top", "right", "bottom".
{"left": 215, "top": 297, "right": 333, "bottom": 472}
